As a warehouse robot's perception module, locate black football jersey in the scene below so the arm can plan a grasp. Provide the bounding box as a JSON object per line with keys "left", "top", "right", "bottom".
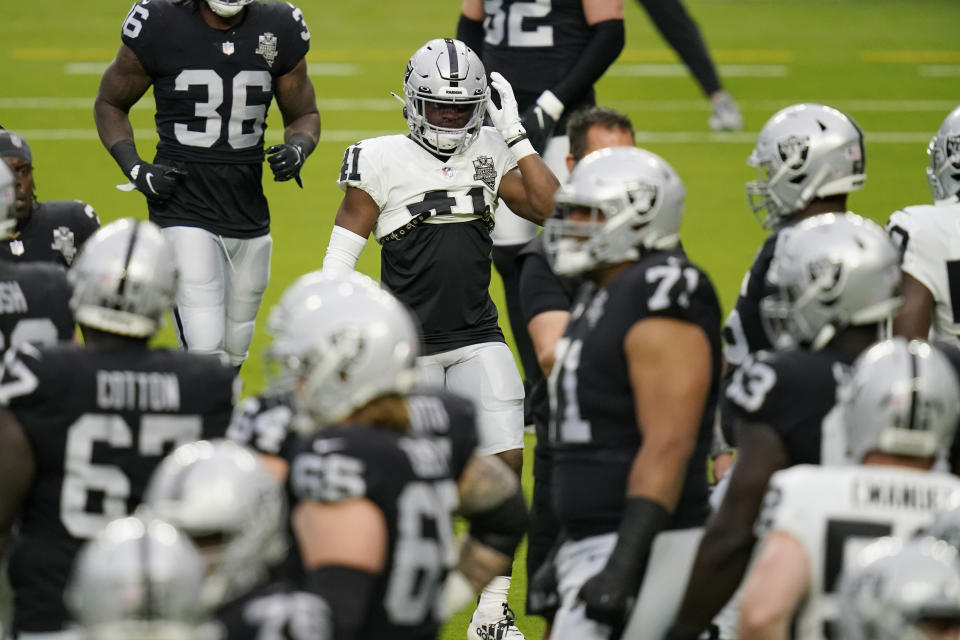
{"left": 121, "top": 0, "right": 309, "bottom": 165}
{"left": 3, "top": 343, "right": 235, "bottom": 634}
{"left": 722, "top": 348, "right": 857, "bottom": 466}
{"left": 286, "top": 389, "right": 478, "bottom": 640}
{"left": 549, "top": 250, "right": 722, "bottom": 539}
{"left": 480, "top": 0, "right": 596, "bottom": 127}
{"left": 216, "top": 579, "right": 332, "bottom": 640}
{"left": 0, "top": 201, "right": 100, "bottom": 267}
{"left": 227, "top": 389, "right": 297, "bottom": 458}
{"left": 0, "top": 260, "right": 74, "bottom": 351}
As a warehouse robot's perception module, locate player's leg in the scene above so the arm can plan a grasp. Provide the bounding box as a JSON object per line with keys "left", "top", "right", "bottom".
{"left": 444, "top": 342, "right": 526, "bottom": 640}
{"left": 620, "top": 527, "right": 705, "bottom": 639}
{"left": 161, "top": 226, "right": 227, "bottom": 358}
{"left": 551, "top": 534, "right": 618, "bottom": 640}
{"left": 222, "top": 234, "right": 272, "bottom": 368}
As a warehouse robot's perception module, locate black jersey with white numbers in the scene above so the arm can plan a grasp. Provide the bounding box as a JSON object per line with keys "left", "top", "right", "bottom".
{"left": 722, "top": 348, "right": 858, "bottom": 466}
{"left": 0, "top": 260, "right": 74, "bottom": 351}
{"left": 480, "top": 0, "right": 596, "bottom": 124}
{"left": 121, "top": 0, "right": 309, "bottom": 165}
{"left": 227, "top": 389, "right": 297, "bottom": 458}
{"left": 549, "top": 250, "right": 722, "bottom": 539}
{"left": 3, "top": 343, "right": 235, "bottom": 634}
{"left": 286, "top": 389, "right": 478, "bottom": 640}
{"left": 0, "top": 201, "right": 100, "bottom": 267}
{"left": 216, "top": 579, "right": 332, "bottom": 640}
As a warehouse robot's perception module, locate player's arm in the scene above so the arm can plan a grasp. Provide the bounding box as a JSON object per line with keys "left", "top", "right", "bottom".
{"left": 321, "top": 187, "right": 378, "bottom": 276}
{"left": 267, "top": 58, "right": 321, "bottom": 183}
{"left": 94, "top": 45, "right": 185, "bottom": 201}
{"left": 0, "top": 409, "right": 34, "bottom": 558}
{"left": 738, "top": 530, "right": 810, "bottom": 640}
{"left": 893, "top": 272, "right": 935, "bottom": 339}
{"left": 664, "top": 421, "right": 790, "bottom": 639}
{"left": 576, "top": 317, "right": 711, "bottom": 626}
{"left": 294, "top": 498, "right": 386, "bottom": 640}
{"left": 439, "top": 455, "right": 529, "bottom": 618}
{"left": 528, "top": 311, "right": 571, "bottom": 377}
{"left": 457, "top": 0, "right": 485, "bottom": 56}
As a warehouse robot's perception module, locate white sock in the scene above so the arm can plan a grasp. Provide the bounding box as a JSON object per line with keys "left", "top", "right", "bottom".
{"left": 476, "top": 575, "right": 511, "bottom": 615}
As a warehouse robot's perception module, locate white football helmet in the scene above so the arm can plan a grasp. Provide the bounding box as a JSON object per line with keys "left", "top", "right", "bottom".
{"left": 747, "top": 103, "right": 866, "bottom": 229}
{"left": 839, "top": 338, "right": 960, "bottom": 463}
{"left": 926, "top": 505, "right": 960, "bottom": 551}
{"left": 403, "top": 38, "right": 488, "bottom": 155}
{"left": 927, "top": 105, "right": 960, "bottom": 202}
{"left": 761, "top": 212, "right": 902, "bottom": 350}
{"left": 68, "top": 218, "right": 177, "bottom": 338}
{"left": 543, "top": 146, "right": 685, "bottom": 276}
{"left": 66, "top": 515, "right": 207, "bottom": 640}
{"left": 839, "top": 536, "right": 960, "bottom": 640}
{"left": 142, "top": 440, "right": 286, "bottom": 609}
{"left": 0, "top": 162, "right": 15, "bottom": 238}
{"left": 266, "top": 271, "right": 420, "bottom": 429}
{"left": 205, "top": 0, "right": 253, "bottom": 18}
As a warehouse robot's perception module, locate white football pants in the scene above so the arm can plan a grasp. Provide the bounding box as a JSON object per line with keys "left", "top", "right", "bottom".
{"left": 162, "top": 226, "right": 272, "bottom": 368}
{"left": 490, "top": 135, "right": 570, "bottom": 246}
{"left": 416, "top": 342, "right": 524, "bottom": 455}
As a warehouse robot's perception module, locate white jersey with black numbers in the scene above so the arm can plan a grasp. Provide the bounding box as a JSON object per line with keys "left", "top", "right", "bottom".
{"left": 337, "top": 130, "right": 519, "bottom": 355}
{"left": 337, "top": 129, "right": 517, "bottom": 241}
{"left": 756, "top": 464, "right": 960, "bottom": 639}
{"left": 887, "top": 197, "right": 960, "bottom": 341}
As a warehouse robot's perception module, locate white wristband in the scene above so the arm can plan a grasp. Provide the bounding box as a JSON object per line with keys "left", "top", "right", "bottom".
{"left": 437, "top": 569, "right": 477, "bottom": 621}
{"left": 322, "top": 225, "right": 367, "bottom": 276}
{"left": 536, "top": 90, "right": 565, "bottom": 121}
{"left": 509, "top": 138, "right": 537, "bottom": 162}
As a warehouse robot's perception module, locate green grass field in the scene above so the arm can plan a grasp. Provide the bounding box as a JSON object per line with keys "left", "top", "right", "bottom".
{"left": 4, "top": 0, "right": 960, "bottom": 637}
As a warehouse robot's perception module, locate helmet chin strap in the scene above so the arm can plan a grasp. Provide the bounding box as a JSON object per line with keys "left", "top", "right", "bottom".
{"left": 206, "top": 0, "right": 245, "bottom": 18}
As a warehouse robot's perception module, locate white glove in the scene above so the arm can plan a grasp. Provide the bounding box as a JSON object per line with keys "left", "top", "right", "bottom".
{"left": 486, "top": 72, "right": 526, "bottom": 143}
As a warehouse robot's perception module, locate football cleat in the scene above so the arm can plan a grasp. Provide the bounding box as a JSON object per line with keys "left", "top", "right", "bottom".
{"left": 708, "top": 92, "right": 743, "bottom": 132}
{"left": 467, "top": 603, "right": 526, "bottom": 640}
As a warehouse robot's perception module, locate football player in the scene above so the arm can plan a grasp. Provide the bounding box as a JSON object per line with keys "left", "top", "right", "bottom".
{"left": 540, "top": 146, "right": 722, "bottom": 640}
{"left": 838, "top": 537, "right": 960, "bottom": 640}
{"left": 516, "top": 106, "right": 634, "bottom": 627}
{"left": 0, "top": 162, "right": 75, "bottom": 350}
{"left": 738, "top": 338, "right": 960, "bottom": 638}
{"left": 664, "top": 213, "right": 902, "bottom": 640}
{"left": 320, "top": 38, "right": 557, "bottom": 636}
{"left": 273, "top": 272, "right": 527, "bottom": 640}
{"left": 0, "top": 130, "right": 100, "bottom": 267}
{"left": 457, "top": 0, "right": 625, "bottom": 403}
{"left": 888, "top": 105, "right": 960, "bottom": 341}
{"left": 66, "top": 515, "right": 212, "bottom": 640}
{"left": 94, "top": 0, "right": 320, "bottom": 369}
{"left": 0, "top": 218, "right": 235, "bottom": 639}
{"left": 143, "top": 439, "right": 332, "bottom": 640}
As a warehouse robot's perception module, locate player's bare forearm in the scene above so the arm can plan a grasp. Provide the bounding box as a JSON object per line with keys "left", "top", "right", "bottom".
{"left": 94, "top": 45, "right": 152, "bottom": 150}
{"left": 516, "top": 155, "right": 560, "bottom": 224}
{"left": 277, "top": 59, "right": 320, "bottom": 144}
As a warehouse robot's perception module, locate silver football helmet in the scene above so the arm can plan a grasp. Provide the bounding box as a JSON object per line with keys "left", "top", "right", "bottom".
{"left": 746, "top": 103, "right": 866, "bottom": 229}
{"left": 66, "top": 515, "right": 207, "bottom": 640}
{"left": 761, "top": 212, "right": 902, "bottom": 351}
{"left": 0, "top": 161, "right": 15, "bottom": 238}
{"left": 266, "top": 271, "right": 420, "bottom": 429}
{"left": 403, "top": 38, "right": 488, "bottom": 155}
{"left": 838, "top": 536, "right": 960, "bottom": 640}
{"left": 839, "top": 338, "right": 960, "bottom": 463}
{"left": 543, "top": 146, "right": 685, "bottom": 276}
{"left": 926, "top": 505, "right": 960, "bottom": 551}
{"left": 927, "top": 105, "right": 960, "bottom": 202}
{"left": 68, "top": 218, "right": 177, "bottom": 338}
{"left": 142, "top": 440, "right": 286, "bottom": 608}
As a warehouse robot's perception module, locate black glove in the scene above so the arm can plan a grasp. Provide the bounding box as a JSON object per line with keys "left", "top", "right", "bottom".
{"left": 265, "top": 143, "right": 306, "bottom": 182}
{"left": 129, "top": 162, "right": 186, "bottom": 203}
{"left": 520, "top": 104, "right": 557, "bottom": 156}
{"left": 527, "top": 540, "right": 561, "bottom": 617}
{"left": 577, "top": 497, "right": 670, "bottom": 634}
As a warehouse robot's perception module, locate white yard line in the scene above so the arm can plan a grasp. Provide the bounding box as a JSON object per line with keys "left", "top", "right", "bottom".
{"left": 609, "top": 64, "right": 788, "bottom": 77}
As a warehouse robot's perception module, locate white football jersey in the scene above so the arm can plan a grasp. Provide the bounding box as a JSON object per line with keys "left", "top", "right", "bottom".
{"left": 756, "top": 464, "right": 960, "bottom": 639}
{"left": 887, "top": 197, "right": 960, "bottom": 340}
{"left": 337, "top": 128, "right": 517, "bottom": 241}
